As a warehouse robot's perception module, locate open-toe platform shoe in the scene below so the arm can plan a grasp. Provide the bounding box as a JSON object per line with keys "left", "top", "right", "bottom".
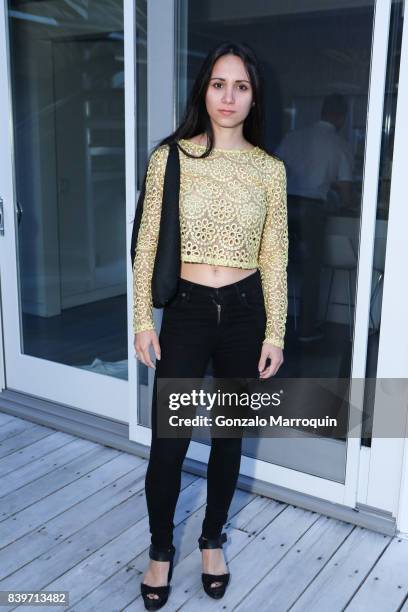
{"left": 140, "top": 543, "right": 176, "bottom": 610}
{"left": 198, "top": 532, "right": 230, "bottom": 599}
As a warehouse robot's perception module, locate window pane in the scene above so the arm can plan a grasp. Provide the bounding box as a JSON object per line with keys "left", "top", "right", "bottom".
{"left": 8, "top": 1, "right": 127, "bottom": 380}
{"left": 175, "top": 0, "right": 384, "bottom": 481}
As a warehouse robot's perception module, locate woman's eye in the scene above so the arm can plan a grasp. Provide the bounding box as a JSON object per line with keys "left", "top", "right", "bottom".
{"left": 213, "top": 83, "right": 249, "bottom": 91}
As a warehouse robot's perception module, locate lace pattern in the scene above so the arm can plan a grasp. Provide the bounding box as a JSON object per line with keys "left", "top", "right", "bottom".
{"left": 132, "top": 138, "right": 288, "bottom": 348}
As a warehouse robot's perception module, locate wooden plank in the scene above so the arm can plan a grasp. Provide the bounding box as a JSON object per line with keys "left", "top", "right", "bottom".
{"left": 121, "top": 598, "right": 141, "bottom": 611}
{"left": 1, "top": 441, "right": 112, "bottom": 519}
{"left": 231, "top": 493, "right": 287, "bottom": 533}
{"left": 399, "top": 589, "right": 408, "bottom": 610}
{"left": 0, "top": 431, "right": 74, "bottom": 476}
{"left": 65, "top": 483, "right": 269, "bottom": 610}
{"left": 0, "top": 449, "right": 134, "bottom": 548}
{"left": 231, "top": 494, "right": 287, "bottom": 534}
{"left": 345, "top": 536, "right": 408, "bottom": 611}
{"left": 80, "top": 533, "right": 257, "bottom": 612}
{"left": 47, "top": 479, "right": 208, "bottom": 608}
{"left": 77, "top": 488, "right": 268, "bottom": 611}
{"left": 66, "top": 563, "right": 142, "bottom": 611}
{"left": 0, "top": 417, "right": 37, "bottom": 442}
{"left": 0, "top": 462, "right": 145, "bottom": 581}
{"left": 0, "top": 474, "right": 201, "bottom": 601}
{"left": 235, "top": 514, "right": 354, "bottom": 610}
{"left": 70, "top": 490, "right": 294, "bottom": 610}
{"left": 175, "top": 504, "right": 320, "bottom": 610}
{"left": 290, "top": 526, "right": 391, "bottom": 611}
{"left": 162, "top": 497, "right": 287, "bottom": 611}
{"left": 2, "top": 416, "right": 404, "bottom": 612}
{"left": 0, "top": 412, "right": 16, "bottom": 427}
{"left": 0, "top": 425, "right": 65, "bottom": 461}
{"left": 1, "top": 438, "right": 101, "bottom": 496}
{"left": 0, "top": 467, "right": 194, "bottom": 585}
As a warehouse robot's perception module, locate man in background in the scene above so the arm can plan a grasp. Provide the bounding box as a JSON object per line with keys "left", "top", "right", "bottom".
{"left": 276, "top": 94, "right": 354, "bottom": 342}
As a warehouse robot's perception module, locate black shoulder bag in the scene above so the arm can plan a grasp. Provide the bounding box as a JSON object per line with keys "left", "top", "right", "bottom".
{"left": 130, "top": 141, "right": 181, "bottom": 308}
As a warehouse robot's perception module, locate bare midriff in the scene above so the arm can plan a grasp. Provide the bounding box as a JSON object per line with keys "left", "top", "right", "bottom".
{"left": 180, "top": 261, "right": 257, "bottom": 287}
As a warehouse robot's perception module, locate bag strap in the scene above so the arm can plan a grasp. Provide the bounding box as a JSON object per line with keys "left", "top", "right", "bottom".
{"left": 157, "top": 141, "right": 181, "bottom": 246}
{"left": 130, "top": 141, "right": 180, "bottom": 268}
{"left": 130, "top": 165, "right": 147, "bottom": 269}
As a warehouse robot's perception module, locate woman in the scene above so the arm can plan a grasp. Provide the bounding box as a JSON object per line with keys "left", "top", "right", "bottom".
{"left": 133, "top": 40, "right": 288, "bottom": 609}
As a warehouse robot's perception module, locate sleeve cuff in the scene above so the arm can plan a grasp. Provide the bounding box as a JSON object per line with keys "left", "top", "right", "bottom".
{"left": 133, "top": 322, "right": 155, "bottom": 335}
{"left": 263, "top": 336, "right": 284, "bottom": 349}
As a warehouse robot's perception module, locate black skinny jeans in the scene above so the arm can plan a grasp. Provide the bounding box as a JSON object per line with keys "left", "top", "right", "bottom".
{"left": 145, "top": 269, "right": 267, "bottom": 549}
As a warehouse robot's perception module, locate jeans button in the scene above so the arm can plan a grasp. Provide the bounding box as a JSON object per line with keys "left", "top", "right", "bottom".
{"left": 181, "top": 292, "right": 186, "bottom": 297}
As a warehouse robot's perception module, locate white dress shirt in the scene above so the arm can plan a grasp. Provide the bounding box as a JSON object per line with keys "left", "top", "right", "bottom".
{"left": 275, "top": 120, "right": 354, "bottom": 201}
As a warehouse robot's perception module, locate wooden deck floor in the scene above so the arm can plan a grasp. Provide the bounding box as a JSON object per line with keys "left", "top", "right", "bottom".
{"left": 1, "top": 411, "right": 408, "bottom": 611}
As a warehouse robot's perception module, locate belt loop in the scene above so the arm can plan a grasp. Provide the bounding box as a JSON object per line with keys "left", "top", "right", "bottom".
{"left": 186, "top": 280, "right": 195, "bottom": 300}
{"left": 234, "top": 280, "right": 241, "bottom": 300}
{"left": 179, "top": 278, "right": 194, "bottom": 301}
{"left": 235, "top": 279, "right": 247, "bottom": 306}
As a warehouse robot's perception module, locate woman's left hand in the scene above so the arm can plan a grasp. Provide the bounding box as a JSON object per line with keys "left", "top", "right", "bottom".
{"left": 258, "top": 343, "right": 284, "bottom": 378}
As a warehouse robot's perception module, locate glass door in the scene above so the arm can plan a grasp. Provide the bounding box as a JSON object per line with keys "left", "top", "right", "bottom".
{"left": 0, "top": 1, "right": 131, "bottom": 419}
{"left": 130, "top": 0, "right": 400, "bottom": 508}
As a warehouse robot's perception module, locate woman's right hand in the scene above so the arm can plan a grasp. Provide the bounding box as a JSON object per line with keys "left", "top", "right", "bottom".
{"left": 134, "top": 330, "right": 161, "bottom": 369}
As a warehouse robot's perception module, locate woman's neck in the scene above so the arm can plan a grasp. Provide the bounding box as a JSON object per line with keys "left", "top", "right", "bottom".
{"left": 190, "top": 133, "right": 254, "bottom": 151}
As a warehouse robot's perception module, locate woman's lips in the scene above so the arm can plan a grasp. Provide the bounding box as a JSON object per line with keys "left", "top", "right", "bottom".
{"left": 218, "top": 110, "right": 236, "bottom": 115}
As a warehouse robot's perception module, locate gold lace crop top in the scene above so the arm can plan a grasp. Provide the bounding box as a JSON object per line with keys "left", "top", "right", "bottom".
{"left": 132, "top": 138, "right": 288, "bottom": 348}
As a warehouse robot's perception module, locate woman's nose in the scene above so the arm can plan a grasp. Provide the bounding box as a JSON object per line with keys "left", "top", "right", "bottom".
{"left": 222, "top": 89, "right": 234, "bottom": 103}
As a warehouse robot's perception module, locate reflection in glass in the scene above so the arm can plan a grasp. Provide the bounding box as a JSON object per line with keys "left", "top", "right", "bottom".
{"left": 136, "top": 0, "right": 148, "bottom": 190}
{"left": 8, "top": 1, "right": 127, "bottom": 379}
{"left": 362, "top": 0, "right": 403, "bottom": 446}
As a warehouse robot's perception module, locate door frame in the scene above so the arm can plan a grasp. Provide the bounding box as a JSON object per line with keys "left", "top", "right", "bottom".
{"left": 364, "top": 0, "right": 408, "bottom": 528}
{"left": 127, "top": 0, "right": 408, "bottom": 513}
{"left": 0, "top": 1, "right": 128, "bottom": 420}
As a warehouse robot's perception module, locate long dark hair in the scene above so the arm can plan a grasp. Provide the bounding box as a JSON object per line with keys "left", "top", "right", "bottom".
{"left": 155, "top": 40, "right": 271, "bottom": 160}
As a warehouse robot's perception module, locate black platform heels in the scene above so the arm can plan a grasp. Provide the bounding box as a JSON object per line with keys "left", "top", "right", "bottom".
{"left": 140, "top": 543, "right": 176, "bottom": 610}
{"left": 198, "top": 532, "right": 230, "bottom": 599}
